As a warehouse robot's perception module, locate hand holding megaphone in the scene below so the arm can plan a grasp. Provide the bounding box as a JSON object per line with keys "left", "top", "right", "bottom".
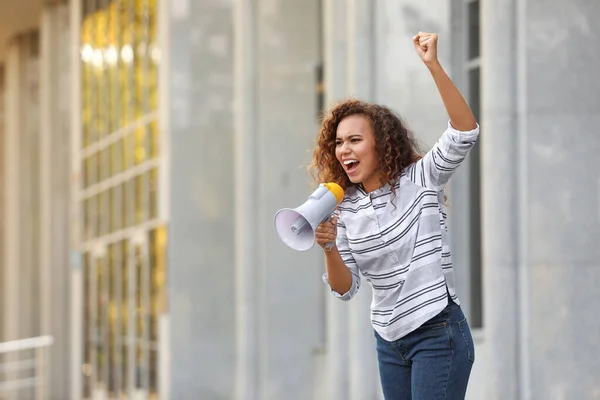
{"left": 274, "top": 182, "right": 344, "bottom": 251}
{"left": 314, "top": 214, "right": 339, "bottom": 251}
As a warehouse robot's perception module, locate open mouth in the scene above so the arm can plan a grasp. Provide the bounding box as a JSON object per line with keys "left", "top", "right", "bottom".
{"left": 343, "top": 159, "right": 360, "bottom": 175}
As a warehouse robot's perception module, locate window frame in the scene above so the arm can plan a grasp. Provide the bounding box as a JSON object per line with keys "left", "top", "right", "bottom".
{"left": 448, "top": 0, "right": 483, "bottom": 331}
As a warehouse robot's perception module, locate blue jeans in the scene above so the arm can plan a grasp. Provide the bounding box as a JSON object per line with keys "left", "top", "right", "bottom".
{"left": 374, "top": 299, "right": 475, "bottom": 400}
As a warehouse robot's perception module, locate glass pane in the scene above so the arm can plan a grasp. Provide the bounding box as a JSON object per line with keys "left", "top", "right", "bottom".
{"left": 97, "top": 193, "right": 104, "bottom": 239}
{"left": 121, "top": 181, "right": 129, "bottom": 229}
{"left": 121, "top": 240, "right": 129, "bottom": 392}
{"left": 81, "top": 8, "right": 94, "bottom": 148}
{"left": 149, "top": 59, "right": 158, "bottom": 111}
{"left": 82, "top": 65, "right": 92, "bottom": 148}
{"left": 84, "top": 156, "right": 91, "bottom": 188}
{"left": 91, "top": 195, "right": 99, "bottom": 240}
{"left": 467, "top": 65, "right": 483, "bottom": 328}
{"left": 108, "top": 244, "right": 117, "bottom": 394}
{"left": 122, "top": 133, "right": 135, "bottom": 171}
{"left": 116, "top": 139, "right": 124, "bottom": 174}
{"left": 114, "top": 184, "right": 122, "bottom": 232}
{"left": 106, "top": 3, "right": 118, "bottom": 134}
{"left": 135, "top": 245, "right": 143, "bottom": 388}
{"left": 149, "top": 168, "right": 157, "bottom": 219}
{"left": 135, "top": 174, "right": 145, "bottom": 223}
{"left": 149, "top": 120, "right": 159, "bottom": 158}
{"left": 100, "top": 147, "right": 110, "bottom": 183}
{"left": 84, "top": 198, "right": 91, "bottom": 241}
{"left": 88, "top": 153, "right": 97, "bottom": 187}
{"left": 83, "top": 252, "right": 92, "bottom": 398}
{"left": 99, "top": 190, "right": 109, "bottom": 236}
{"left": 126, "top": 179, "right": 136, "bottom": 228}
{"left": 96, "top": 256, "right": 104, "bottom": 387}
{"left": 134, "top": 127, "right": 147, "bottom": 165}
{"left": 149, "top": 226, "right": 166, "bottom": 396}
{"left": 121, "top": 0, "right": 135, "bottom": 127}
{"left": 109, "top": 142, "right": 118, "bottom": 177}
{"left": 108, "top": 187, "right": 115, "bottom": 234}
{"left": 468, "top": 67, "right": 480, "bottom": 122}
{"left": 467, "top": 1, "right": 480, "bottom": 60}
{"left": 469, "top": 146, "right": 483, "bottom": 328}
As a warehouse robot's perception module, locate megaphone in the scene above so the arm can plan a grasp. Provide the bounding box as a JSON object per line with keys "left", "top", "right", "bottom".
{"left": 274, "top": 182, "right": 344, "bottom": 251}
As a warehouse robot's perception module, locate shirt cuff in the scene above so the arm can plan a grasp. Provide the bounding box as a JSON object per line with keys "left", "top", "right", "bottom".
{"left": 322, "top": 272, "right": 357, "bottom": 301}
{"left": 446, "top": 120, "right": 480, "bottom": 141}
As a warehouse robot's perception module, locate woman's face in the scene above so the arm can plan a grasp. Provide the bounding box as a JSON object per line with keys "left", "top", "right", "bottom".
{"left": 335, "top": 114, "right": 381, "bottom": 192}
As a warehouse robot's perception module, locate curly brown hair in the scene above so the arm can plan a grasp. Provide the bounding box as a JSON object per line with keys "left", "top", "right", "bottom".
{"left": 310, "top": 99, "right": 423, "bottom": 193}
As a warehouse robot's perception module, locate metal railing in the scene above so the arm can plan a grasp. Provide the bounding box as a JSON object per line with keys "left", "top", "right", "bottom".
{"left": 0, "top": 335, "right": 53, "bottom": 400}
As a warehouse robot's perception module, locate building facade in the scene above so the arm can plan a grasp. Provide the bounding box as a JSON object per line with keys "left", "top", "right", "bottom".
{"left": 0, "top": 0, "right": 599, "bottom": 399}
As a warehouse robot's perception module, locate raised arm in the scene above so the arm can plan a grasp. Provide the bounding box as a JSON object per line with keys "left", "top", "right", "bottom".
{"left": 413, "top": 32, "right": 477, "bottom": 131}
{"left": 405, "top": 32, "right": 480, "bottom": 190}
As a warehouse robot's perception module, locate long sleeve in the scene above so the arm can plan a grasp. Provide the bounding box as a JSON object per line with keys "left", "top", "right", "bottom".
{"left": 321, "top": 214, "right": 361, "bottom": 301}
{"left": 405, "top": 121, "right": 480, "bottom": 191}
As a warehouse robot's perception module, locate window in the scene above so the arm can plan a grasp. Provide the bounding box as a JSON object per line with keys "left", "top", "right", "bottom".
{"left": 465, "top": 0, "right": 483, "bottom": 329}
{"left": 79, "top": 0, "right": 165, "bottom": 398}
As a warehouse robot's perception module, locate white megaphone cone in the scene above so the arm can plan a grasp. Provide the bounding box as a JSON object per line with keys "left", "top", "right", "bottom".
{"left": 274, "top": 182, "right": 345, "bottom": 251}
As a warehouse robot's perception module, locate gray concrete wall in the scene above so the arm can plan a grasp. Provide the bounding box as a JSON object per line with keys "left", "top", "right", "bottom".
{"left": 526, "top": 0, "right": 600, "bottom": 398}
{"left": 254, "top": 0, "right": 325, "bottom": 398}
{"left": 166, "top": 0, "right": 600, "bottom": 398}
{"left": 166, "top": 0, "right": 324, "bottom": 398}
{"left": 375, "top": 0, "right": 452, "bottom": 147}
{"left": 166, "top": 1, "right": 237, "bottom": 398}
{"left": 479, "top": 0, "right": 600, "bottom": 399}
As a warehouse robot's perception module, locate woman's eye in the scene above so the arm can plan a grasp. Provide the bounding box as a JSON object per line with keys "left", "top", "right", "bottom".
{"left": 351, "top": 138, "right": 360, "bottom": 143}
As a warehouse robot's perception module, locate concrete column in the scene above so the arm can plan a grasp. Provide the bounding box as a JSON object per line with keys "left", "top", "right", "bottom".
{"left": 346, "top": 1, "right": 379, "bottom": 399}
{"left": 40, "top": 4, "right": 71, "bottom": 399}
{"left": 69, "top": 0, "right": 83, "bottom": 398}
{"left": 3, "top": 38, "right": 21, "bottom": 346}
{"left": 0, "top": 65, "right": 3, "bottom": 343}
{"left": 166, "top": 1, "right": 236, "bottom": 398}
{"left": 524, "top": 0, "right": 600, "bottom": 398}
{"left": 3, "top": 32, "right": 41, "bottom": 343}
{"left": 480, "top": 0, "right": 520, "bottom": 398}
{"left": 2, "top": 31, "right": 41, "bottom": 400}
{"left": 322, "top": 1, "right": 349, "bottom": 399}
{"left": 233, "top": 0, "right": 260, "bottom": 399}
{"left": 254, "top": 0, "right": 323, "bottom": 398}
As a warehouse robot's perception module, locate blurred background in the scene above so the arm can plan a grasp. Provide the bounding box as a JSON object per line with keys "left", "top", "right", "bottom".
{"left": 0, "top": 0, "right": 599, "bottom": 399}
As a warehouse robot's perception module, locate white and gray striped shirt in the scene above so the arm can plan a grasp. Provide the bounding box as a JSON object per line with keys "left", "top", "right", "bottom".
{"left": 323, "top": 121, "right": 480, "bottom": 342}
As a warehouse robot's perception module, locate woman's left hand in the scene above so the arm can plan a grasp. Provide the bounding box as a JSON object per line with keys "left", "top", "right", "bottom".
{"left": 413, "top": 32, "right": 439, "bottom": 66}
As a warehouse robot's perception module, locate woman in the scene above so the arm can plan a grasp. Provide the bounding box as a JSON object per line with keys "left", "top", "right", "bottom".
{"left": 311, "top": 32, "right": 479, "bottom": 399}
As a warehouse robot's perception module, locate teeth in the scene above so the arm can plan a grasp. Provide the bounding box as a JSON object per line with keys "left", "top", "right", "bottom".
{"left": 344, "top": 160, "right": 358, "bottom": 165}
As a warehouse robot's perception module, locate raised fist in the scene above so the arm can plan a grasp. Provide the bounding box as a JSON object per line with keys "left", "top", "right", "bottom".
{"left": 413, "top": 32, "right": 439, "bottom": 66}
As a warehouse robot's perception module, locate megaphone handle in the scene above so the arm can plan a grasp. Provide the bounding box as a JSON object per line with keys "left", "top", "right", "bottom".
{"left": 324, "top": 215, "right": 334, "bottom": 251}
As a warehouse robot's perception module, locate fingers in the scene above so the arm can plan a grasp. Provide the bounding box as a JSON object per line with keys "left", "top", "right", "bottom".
{"left": 413, "top": 32, "right": 438, "bottom": 48}
{"left": 315, "top": 217, "right": 337, "bottom": 249}
{"left": 315, "top": 219, "right": 336, "bottom": 236}
{"left": 415, "top": 31, "right": 437, "bottom": 39}
{"left": 331, "top": 214, "right": 339, "bottom": 225}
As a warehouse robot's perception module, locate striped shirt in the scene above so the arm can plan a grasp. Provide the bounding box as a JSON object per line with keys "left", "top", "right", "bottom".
{"left": 322, "top": 121, "right": 480, "bottom": 341}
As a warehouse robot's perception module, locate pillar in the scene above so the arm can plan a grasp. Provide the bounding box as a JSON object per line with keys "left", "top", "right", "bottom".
{"left": 481, "top": 0, "right": 520, "bottom": 398}
{"left": 323, "top": 0, "right": 350, "bottom": 399}
{"left": 346, "top": 0, "right": 380, "bottom": 399}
